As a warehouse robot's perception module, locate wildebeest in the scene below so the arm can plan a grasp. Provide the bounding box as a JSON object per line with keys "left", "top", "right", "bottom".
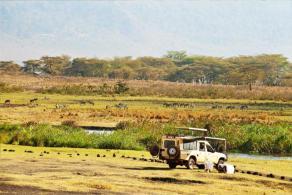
{"left": 79, "top": 100, "right": 95, "bottom": 106}
{"left": 240, "top": 105, "right": 248, "bottom": 110}
{"left": 226, "top": 105, "right": 236, "bottom": 109}
{"left": 4, "top": 100, "right": 10, "bottom": 104}
{"left": 30, "top": 98, "right": 38, "bottom": 104}
{"left": 211, "top": 105, "right": 222, "bottom": 109}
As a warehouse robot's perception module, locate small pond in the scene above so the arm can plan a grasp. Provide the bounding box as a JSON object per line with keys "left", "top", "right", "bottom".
{"left": 84, "top": 129, "right": 114, "bottom": 135}
{"left": 228, "top": 153, "right": 292, "bottom": 160}
{"left": 81, "top": 126, "right": 116, "bottom": 135}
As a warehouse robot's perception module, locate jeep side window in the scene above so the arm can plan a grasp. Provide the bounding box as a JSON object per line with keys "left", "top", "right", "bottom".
{"left": 183, "top": 141, "right": 196, "bottom": 150}
{"left": 199, "top": 142, "right": 205, "bottom": 151}
{"left": 183, "top": 142, "right": 191, "bottom": 150}
{"left": 207, "top": 144, "right": 215, "bottom": 152}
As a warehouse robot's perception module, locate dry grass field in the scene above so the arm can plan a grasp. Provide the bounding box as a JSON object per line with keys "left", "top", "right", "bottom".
{"left": 1, "top": 73, "right": 292, "bottom": 101}
{"left": 0, "top": 144, "right": 291, "bottom": 195}
{"left": 1, "top": 73, "right": 291, "bottom": 126}
{"left": 0, "top": 92, "right": 291, "bottom": 126}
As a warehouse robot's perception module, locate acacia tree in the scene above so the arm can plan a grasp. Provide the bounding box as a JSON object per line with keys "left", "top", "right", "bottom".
{"left": 66, "top": 58, "right": 109, "bottom": 77}
{"left": 0, "top": 61, "right": 21, "bottom": 73}
{"left": 164, "top": 50, "right": 187, "bottom": 65}
{"left": 108, "top": 66, "right": 136, "bottom": 79}
{"left": 23, "top": 59, "right": 42, "bottom": 73}
{"left": 41, "top": 55, "right": 71, "bottom": 75}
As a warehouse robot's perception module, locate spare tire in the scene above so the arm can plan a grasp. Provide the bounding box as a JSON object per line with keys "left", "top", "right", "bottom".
{"left": 167, "top": 146, "right": 180, "bottom": 158}
{"left": 150, "top": 144, "right": 160, "bottom": 157}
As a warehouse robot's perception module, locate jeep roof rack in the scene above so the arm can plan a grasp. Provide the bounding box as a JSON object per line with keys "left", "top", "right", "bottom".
{"left": 176, "top": 127, "right": 207, "bottom": 132}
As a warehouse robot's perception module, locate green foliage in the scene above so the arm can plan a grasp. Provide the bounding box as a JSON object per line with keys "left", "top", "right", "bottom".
{"left": 22, "top": 59, "right": 42, "bottom": 73}
{"left": 0, "top": 61, "right": 21, "bottom": 72}
{"left": 66, "top": 58, "right": 109, "bottom": 77}
{"left": 0, "top": 122, "right": 291, "bottom": 154}
{"left": 23, "top": 55, "right": 70, "bottom": 75}
{"left": 0, "top": 124, "right": 143, "bottom": 150}
{"left": 164, "top": 50, "right": 187, "bottom": 62}
{"left": 41, "top": 55, "right": 71, "bottom": 75}
{"left": 21, "top": 53, "right": 292, "bottom": 86}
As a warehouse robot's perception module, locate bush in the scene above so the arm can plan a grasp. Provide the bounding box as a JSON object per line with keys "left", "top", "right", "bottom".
{"left": 0, "top": 122, "right": 291, "bottom": 154}
{"left": 0, "top": 82, "right": 23, "bottom": 93}
{"left": 114, "top": 81, "right": 129, "bottom": 94}
{"left": 61, "top": 120, "right": 77, "bottom": 127}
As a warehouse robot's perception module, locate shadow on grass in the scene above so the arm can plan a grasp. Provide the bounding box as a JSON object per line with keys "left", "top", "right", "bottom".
{"left": 124, "top": 166, "right": 187, "bottom": 171}
{"left": 143, "top": 177, "right": 207, "bottom": 184}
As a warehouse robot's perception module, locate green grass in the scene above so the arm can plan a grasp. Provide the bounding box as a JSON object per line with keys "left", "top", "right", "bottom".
{"left": 0, "top": 124, "right": 143, "bottom": 150}
{"left": 0, "top": 122, "right": 291, "bottom": 155}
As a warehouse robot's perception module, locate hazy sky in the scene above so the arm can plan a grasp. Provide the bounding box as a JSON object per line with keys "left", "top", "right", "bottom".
{"left": 0, "top": 0, "right": 292, "bottom": 63}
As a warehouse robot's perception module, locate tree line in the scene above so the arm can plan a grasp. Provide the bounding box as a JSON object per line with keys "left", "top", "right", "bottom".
{"left": 1, "top": 51, "right": 291, "bottom": 86}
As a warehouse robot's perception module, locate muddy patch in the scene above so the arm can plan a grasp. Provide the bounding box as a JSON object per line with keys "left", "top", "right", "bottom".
{"left": 74, "top": 171, "right": 106, "bottom": 177}
{"left": 143, "top": 177, "right": 206, "bottom": 184}
{"left": 25, "top": 159, "right": 38, "bottom": 163}
{"left": 219, "top": 175, "right": 250, "bottom": 182}
{"left": 257, "top": 180, "right": 292, "bottom": 190}
{"left": 124, "top": 166, "right": 170, "bottom": 171}
{"left": 0, "top": 177, "right": 14, "bottom": 182}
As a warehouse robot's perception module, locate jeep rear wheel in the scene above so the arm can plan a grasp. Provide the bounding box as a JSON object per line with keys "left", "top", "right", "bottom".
{"left": 168, "top": 161, "right": 177, "bottom": 169}
{"left": 186, "top": 158, "right": 196, "bottom": 170}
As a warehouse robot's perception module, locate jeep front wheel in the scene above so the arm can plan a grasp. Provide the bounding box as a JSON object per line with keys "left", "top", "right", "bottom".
{"left": 186, "top": 158, "right": 196, "bottom": 170}
{"left": 216, "top": 158, "right": 225, "bottom": 169}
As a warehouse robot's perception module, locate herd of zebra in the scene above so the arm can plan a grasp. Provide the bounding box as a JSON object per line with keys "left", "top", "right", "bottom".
{"left": 2, "top": 98, "right": 129, "bottom": 110}
{"left": 2, "top": 98, "right": 248, "bottom": 110}
{"left": 162, "top": 102, "right": 249, "bottom": 110}
{"left": 162, "top": 102, "right": 195, "bottom": 108}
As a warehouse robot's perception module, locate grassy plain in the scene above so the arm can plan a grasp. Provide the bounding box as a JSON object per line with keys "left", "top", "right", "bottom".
{"left": 0, "top": 91, "right": 291, "bottom": 126}
{"left": 0, "top": 144, "right": 291, "bottom": 195}
{"left": 0, "top": 74, "right": 291, "bottom": 194}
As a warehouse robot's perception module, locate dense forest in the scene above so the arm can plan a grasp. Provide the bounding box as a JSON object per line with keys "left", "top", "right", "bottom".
{"left": 1, "top": 51, "right": 291, "bottom": 86}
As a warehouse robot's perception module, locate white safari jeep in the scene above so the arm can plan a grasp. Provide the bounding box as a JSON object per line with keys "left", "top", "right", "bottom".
{"left": 150, "top": 128, "right": 227, "bottom": 169}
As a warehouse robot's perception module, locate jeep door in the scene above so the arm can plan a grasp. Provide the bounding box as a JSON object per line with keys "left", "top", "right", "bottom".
{"left": 196, "top": 141, "right": 207, "bottom": 163}
{"left": 206, "top": 143, "right": 218, "bottom": 163}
